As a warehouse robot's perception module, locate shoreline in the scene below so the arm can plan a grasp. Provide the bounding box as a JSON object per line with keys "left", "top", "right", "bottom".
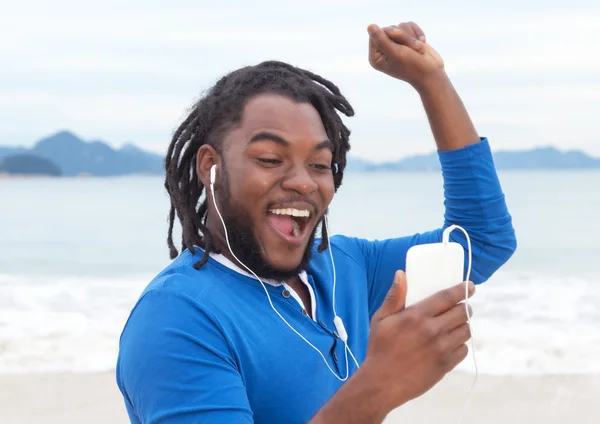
{"left": 0, "top": 172, "right": 159, "bottom": 179}
{"left": 0, "top": 172, "right": 62, "bottom": 179}
{"left": 3, "top": 169, "right": 600, "bottom": 180}
{"left": 0, "top": 370, "right": 597, "bottom": 424}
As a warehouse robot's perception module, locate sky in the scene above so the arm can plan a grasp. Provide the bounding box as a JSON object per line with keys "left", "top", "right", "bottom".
{"left": 1, "top": 0, "right": 599, "bottom": 162}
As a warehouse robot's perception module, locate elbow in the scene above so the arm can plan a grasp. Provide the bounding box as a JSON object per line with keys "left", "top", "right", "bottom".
{"left": 471, "top": 217, "right": 518, "bottom": 284}
{"left": 493, "top": 227, "right": 518, "bottom": 268}
{"left": 505, "top": 228, "right": 518, "bottom": 258}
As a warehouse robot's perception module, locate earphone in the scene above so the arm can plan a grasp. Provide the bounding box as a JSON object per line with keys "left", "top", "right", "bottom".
{"left": 209, "top": 164, "right": 359, "bottom": 381}
{"left": 442, "top": 225, "right": 478, "bottom": 424}
{"left": 210, "top": 163, "right": 217, "bottom": 186}
{"left": 208, "top": 164, "right": 476, "bottom": 410}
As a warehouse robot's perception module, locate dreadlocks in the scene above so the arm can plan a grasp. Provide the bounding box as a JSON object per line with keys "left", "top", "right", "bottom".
{"left": 164, "top": 60, "right": 355, "bottom": 269}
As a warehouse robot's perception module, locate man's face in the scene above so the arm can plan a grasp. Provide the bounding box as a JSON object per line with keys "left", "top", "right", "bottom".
{"left": 211, "top": 93, "right": 335, "bottom": 280}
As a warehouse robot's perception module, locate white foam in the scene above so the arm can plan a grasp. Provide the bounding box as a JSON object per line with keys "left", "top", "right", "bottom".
{"left": 0, "top": 270, "right": 598, "bottom": 375}
{"left": 455, "top": 270, "right": 600, "bottom": 376}
{"left": 0, "top": 273, "right": 150, "bottom": 374}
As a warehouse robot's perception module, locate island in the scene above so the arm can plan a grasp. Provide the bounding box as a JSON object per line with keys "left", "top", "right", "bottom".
{"left": 0, "top": 154, "right": 62, "bottom": 177}
{"left": 0, "top": 130, "right": 598, "bottom": 176}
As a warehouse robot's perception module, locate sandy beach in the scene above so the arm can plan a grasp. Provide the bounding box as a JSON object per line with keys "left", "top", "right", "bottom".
{"left": 0, "top": 371, "right": 597, "bottom": 423}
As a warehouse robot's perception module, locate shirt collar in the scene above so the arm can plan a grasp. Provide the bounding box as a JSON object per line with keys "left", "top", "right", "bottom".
{"left": 206, "top": 249, "right": 318, "bottom": 321}
{"left": 208, "top": 251, "right": 308, "bottom": 287}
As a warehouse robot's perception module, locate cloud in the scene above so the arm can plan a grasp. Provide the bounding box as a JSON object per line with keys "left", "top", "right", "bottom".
{"left": 1, "top": 1, "right": 599, "bottom": 159}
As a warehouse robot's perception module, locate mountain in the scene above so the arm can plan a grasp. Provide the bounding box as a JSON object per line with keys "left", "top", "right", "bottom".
{"left": 0, "top": 146, "right": 27, "bottom": 157}
{"left": 1, "top": 131, "right": 598, "bottom": 176}
{"left": 346, "top": 156, "right": 375, "bottom": 172}
{"left": 493, "top": 147, "right": 600, "bottom": 170}
{"left": 346, "top": 146, "right": 600, "bottom": 172}
{"left": 0, "top": 131, "right": 164, "bottom": 177}
{"left": 0, "top": 153, "right": 62, "bottom": 176}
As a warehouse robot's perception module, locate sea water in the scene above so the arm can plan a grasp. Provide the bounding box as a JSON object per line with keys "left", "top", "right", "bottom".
{"left": 0, "top": 170, "right": 599, "bottom": 375}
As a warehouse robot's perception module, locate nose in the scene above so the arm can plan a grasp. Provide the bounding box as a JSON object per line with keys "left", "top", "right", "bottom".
{"left": 281, "top": 164, "right": 318, "bottom": 196}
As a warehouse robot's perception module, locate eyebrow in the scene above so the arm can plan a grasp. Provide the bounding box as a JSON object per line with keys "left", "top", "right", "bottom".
{"left": 248, "top": 131, "right": 333, "bottom": 151}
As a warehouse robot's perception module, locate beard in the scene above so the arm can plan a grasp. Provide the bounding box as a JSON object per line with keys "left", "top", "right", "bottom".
{"left": 211, "top": 168, "right": 318, "bottom": 281}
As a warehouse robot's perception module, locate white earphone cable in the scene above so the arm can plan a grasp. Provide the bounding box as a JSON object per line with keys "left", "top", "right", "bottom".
{"left": 210, "top": 176, "right": 354, "bottom": 381}
{"left": 443, "top": 224, "right": 478, "bottom": 424}
{"left": 210, "top": 168, "right": 476, "bottom": 409}
{"left": 324, "top": 217, "right": 360, "bottom": 370}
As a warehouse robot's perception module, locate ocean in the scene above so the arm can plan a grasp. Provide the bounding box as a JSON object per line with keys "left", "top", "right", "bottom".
{"left": 1, "top": 170, "right": 599, "bottom": 376}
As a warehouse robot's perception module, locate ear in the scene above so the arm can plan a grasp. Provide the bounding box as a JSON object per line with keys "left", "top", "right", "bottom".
{"left": 196, "top": 145, "right": 219, "bottom": 189}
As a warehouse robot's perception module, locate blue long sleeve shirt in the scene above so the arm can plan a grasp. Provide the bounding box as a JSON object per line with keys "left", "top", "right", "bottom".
{"left": 116, "top": 137, "right": 516, "bottom": 423}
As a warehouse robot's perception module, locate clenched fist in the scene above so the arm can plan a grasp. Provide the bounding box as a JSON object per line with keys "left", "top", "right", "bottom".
{"left": 367, "top": 21, "right": 445, "bottom": 90}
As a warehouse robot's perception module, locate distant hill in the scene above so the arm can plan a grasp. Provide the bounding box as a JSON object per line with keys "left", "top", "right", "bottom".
{"left": 493, "top": 148, "right": 600, "bottom": 169}
{"left": 346, "top": 156, "right": 375, "bottom": 172}
{"left": 346, "top": 146, "right": 600, "bottom": 172}
{"left": 0, "top": 146, "right": 27, "bottom": 157}
{"left": 1, "top": 130, "right": 598, "bottom": 176}
{"left": 0, "top": 153, "right": 62, "bottom": 176}
{"left": 0, "top": 131, "right": 164, "bottom": 177}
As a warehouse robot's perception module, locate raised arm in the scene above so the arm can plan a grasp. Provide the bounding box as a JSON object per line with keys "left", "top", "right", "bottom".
{"left": 307, "top": 23, "right": 516, "bottom": 422}
{"left": 357, "top": 22, "right": 516, "bottom": 316}
{"left": 369, "top": 22, "right": 480, "bottom": 152}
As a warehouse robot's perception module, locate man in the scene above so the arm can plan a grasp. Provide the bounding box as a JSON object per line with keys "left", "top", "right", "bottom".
{"left": 116, "top": 21, "right": 516, "bottom": 423}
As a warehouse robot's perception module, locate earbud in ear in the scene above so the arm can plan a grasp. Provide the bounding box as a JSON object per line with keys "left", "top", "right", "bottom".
{"left": 210, "top": 165, "right": 217, "bottom": 186}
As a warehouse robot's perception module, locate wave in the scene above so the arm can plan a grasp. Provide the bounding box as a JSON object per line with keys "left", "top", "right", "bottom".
{"left": 0, "top": 271, "right": 598, "bottom": 375}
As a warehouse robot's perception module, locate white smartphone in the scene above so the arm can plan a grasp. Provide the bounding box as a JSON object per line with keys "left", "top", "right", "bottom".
{"left": 404, "top": 241, "right": 466, "bottom": 307}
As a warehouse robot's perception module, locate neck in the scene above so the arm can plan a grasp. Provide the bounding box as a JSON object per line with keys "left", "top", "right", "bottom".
{"left": 204, "top": 214, "right": 241, "bottom": 268}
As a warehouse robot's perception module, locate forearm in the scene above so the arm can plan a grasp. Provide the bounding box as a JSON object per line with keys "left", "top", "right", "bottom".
{"left": 412, "top": 71, "right": 516, "bottom": 281}
{"left": 308, "top": 366, "right": 394, "bottom": 424}
{"left": 415, "top": 70, "right": 479, "bottom": 151}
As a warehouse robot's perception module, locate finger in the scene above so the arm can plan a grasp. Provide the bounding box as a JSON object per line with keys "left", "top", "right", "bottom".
{"left": 367, "top": 24, "right": 401, "bottom": 56}
{"left": 442, "top": 343, "right": 469, "bottom": 373}
{"left": 372, "top": 270, "right": 407, "bottom": 322}
{"left": 398, "top": 22, "right": 417, "bottom": 38}
{"left": 407, "top": 21, "right": 426, "bottom": 42}
{"left": 436, "top": 302, "right": 473, "bottom": 333}
{"left": 444, "top": 323, "right": 472, "bottom": 353}
{"left": 383, "top": 25, "right": 425, "bottom": 53}
{"left": 368, "top": 37, "right": 385, "bottom": 64}
{"left": 417, "top": 281, "right": 475, "bottom": 317}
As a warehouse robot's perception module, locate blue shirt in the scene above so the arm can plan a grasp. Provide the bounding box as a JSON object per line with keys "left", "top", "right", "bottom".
{"left": 116, "top": 138, "right": 516, "bottom": 423}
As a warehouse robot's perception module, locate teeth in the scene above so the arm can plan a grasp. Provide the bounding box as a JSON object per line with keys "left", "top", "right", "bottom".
{"left": 269, "top": 208, "right": 310, "bottom": 218}
{"left": 291, "top": 219, "right": 301, "bottom": 237}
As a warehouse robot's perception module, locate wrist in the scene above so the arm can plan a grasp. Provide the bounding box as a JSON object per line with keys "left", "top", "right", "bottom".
{"left": 412, "top": 69, "right": 451, "bottom": 96}
{"left": 351, "top": 359, "right": 406, "bottom": 416}
{"left": 309, "top": 362, "right": 393, "bottom": 424}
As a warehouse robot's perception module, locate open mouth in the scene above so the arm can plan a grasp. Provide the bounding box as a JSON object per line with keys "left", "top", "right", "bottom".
{"left": 266, "top": 207, "right": 311, "bottom": 241}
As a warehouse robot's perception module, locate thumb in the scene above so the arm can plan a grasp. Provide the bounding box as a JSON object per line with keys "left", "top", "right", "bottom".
{"left": 373, "top": 270, "right": 408, "bottom": 322}
{"left": 367, "top": 24, "right": 396, "bottom": 55}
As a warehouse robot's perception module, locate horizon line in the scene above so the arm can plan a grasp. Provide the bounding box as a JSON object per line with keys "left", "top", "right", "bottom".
{"left": 2, "top": 129, "right": 599, "bottom": 163}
